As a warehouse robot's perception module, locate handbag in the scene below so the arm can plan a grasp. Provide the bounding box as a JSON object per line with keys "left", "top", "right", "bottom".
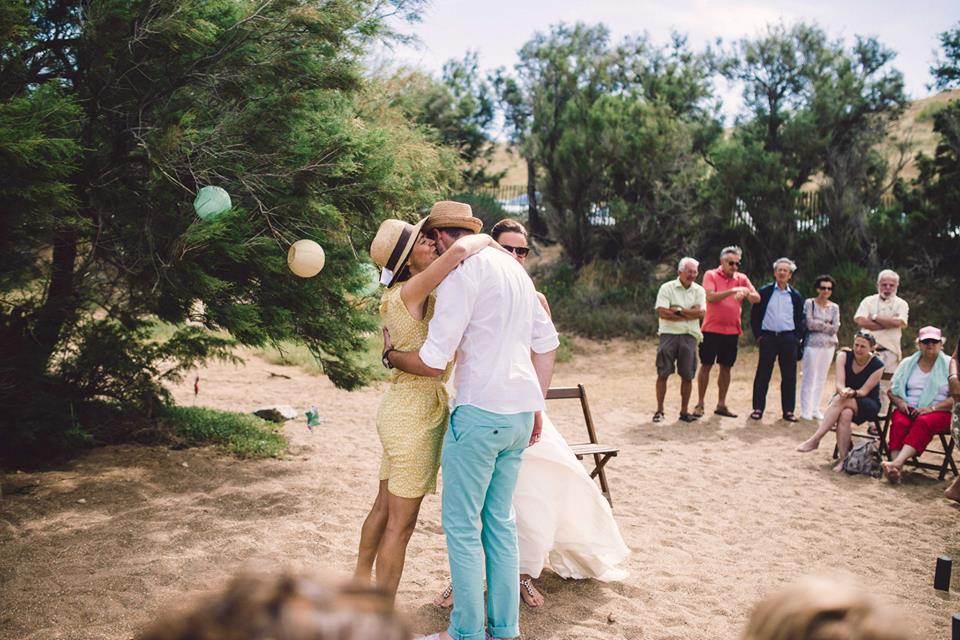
{"left": 842, "top": 440, "right": 882, "bottom": 478}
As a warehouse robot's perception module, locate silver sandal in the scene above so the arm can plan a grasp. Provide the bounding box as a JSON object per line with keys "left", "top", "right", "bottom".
{"left": 519, "top": 578, "right": 542, "bottom": 607}
{"left": 433, "top": 582, "right": 453, "bottom": 608}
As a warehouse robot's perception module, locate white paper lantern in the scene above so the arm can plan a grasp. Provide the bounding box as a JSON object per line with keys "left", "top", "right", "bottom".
{"left": 288, "top": 239, "right": 326, "bottom": 278}
{"left": 193, "top": 186, "right": 232, "bottom": 221}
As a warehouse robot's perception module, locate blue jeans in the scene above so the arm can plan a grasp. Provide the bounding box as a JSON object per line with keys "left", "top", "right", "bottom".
{"left": 442, "top": 404, "right": 533, "bottom": 640}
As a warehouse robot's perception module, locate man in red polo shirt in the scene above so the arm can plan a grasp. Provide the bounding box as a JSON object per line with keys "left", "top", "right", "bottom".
{"left": 694, "top": 246, "right": 760, "bottom": 418}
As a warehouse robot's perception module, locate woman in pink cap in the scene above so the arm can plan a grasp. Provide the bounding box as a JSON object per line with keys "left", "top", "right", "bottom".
{"left": 882, "top": 326, "right": 956, "bottom": 483}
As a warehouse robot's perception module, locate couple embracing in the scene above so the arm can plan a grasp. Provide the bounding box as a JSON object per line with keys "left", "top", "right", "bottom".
{"left": 355, "top": 202, "right": 628, "bottom": 640}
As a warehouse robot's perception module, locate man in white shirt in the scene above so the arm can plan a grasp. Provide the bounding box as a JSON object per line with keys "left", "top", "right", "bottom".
{"left": 854, "top": 269, "right": 909, "bottom": 410}
{"left": 385, "top": 201, "right": 559, "bottom": 640}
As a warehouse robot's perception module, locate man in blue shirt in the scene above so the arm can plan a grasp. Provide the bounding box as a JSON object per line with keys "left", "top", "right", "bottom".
{"left": 749, "top": 258, "right": 807, "bottom": 422}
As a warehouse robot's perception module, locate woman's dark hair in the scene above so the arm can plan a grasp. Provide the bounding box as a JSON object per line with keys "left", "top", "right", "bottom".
{"left": 814, "top": 274, "right": 835, "bottom": 290}
{"left": 854, "top": 330, "right": 877, "bottom": 346}
{"left": 490, "top": 219, "right": 528, "bottom": 242}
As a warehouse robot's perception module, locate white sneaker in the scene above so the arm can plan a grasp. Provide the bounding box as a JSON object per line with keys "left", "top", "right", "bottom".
{"left": 813, "top": 411, "right": 824, "bottom": 420}
{"left": 800, "top": 414, "right": 813, "bottom": 421}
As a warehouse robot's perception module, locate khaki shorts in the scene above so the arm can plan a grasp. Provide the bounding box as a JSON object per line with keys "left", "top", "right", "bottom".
{"left": 656, "top": 333, "right": 698, "bottom": 380}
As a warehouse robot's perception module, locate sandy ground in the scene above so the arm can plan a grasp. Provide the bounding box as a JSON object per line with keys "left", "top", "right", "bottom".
{"left": 2, "top": 338, "right": 958, "bottom": 640}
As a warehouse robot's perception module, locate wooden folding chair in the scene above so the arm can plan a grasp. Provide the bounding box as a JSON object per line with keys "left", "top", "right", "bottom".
{"left": 545, "top": 384, "right": 619, "bottom": 507}
{"left": 870, "top": 392, "right": 957, "bottom": 480}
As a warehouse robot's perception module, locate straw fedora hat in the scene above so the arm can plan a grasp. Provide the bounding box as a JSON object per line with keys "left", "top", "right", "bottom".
{"left": 424, "top": 200, "right": 483, "bottom": 233}
{"left": 369, "top": 217, "right": 427, "bottom": 287}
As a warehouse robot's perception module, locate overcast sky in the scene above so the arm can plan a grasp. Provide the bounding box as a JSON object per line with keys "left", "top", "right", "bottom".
{"left": 384, "top": 0, "right": 958, "bottom": 122}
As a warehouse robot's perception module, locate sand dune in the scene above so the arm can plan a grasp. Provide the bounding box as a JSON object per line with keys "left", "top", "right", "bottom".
{"left": 1, "top": 338, "right": 958, "bottom": 639}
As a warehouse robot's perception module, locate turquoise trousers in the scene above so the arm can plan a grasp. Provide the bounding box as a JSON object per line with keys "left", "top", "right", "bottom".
{"left": 442, "top": 404, "right": 533, "bottom": 640}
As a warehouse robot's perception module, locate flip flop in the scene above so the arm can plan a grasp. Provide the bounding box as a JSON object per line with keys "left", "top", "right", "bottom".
{"left": 679, "top": 412, "right": 699, "bottom": 422}
{"left": 783, "top": 412, "right": 799, "bottom": 422}
{"left": 749, "top": 410, "right": 763, "bottom": 420}
{"left": 714, "top": 406, "right": 738, "bottom": 418}
{"left": 653, "top": 411, "right": 664, "bottom": 423}
{"left": 692, "top": 404, "right": 705, "bottom": 418}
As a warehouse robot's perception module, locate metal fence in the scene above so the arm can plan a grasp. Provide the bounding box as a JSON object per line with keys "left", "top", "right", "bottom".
{"left": 731, "top": 192, "right": 899, "bottom": 233}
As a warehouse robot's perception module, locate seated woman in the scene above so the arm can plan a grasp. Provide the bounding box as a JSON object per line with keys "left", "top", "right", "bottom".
{"left": 945, "top": 340, "right": 960, "bottom": 502}
{"left": 796, "top": 331, "right": 884, "bottom": 471}
{"left": 882, "top": 326, "right": 956, "bottom": 483}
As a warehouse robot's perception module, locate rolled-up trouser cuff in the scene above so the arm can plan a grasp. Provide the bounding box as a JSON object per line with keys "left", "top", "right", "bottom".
{"left": 446, "top": 626, "right": 486, "bottom": 640}
{"left": 488, "top": 623, "right": 520, "bottom": 638}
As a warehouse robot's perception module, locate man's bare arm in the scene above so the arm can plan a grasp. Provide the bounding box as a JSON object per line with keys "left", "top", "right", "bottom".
{"left": 387, "top": 349, "right": 445, "bottom": 377}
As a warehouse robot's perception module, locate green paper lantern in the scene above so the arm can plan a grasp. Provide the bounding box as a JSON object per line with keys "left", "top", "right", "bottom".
{"left": 193, "top": 186, "right": 232, "bottom": 221}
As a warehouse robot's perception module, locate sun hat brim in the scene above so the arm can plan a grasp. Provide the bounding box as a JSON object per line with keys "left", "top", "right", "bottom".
{"left": 383, "top": 217, "right": 427, "bottom": 287}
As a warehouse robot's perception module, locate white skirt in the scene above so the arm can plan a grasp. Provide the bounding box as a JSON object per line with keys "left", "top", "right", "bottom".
{"left": 513, "top": 412, "right": 630, "bottom": 581}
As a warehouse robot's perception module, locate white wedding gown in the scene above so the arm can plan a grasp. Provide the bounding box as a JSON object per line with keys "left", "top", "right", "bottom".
{"left": 513, "top": 412, "right": 630, "bottom": 581}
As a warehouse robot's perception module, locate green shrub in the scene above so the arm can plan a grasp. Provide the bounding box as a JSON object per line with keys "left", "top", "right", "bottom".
{"left": 159, "top": 405, "right": 286, "bottom": 458}
{"left": 254, "top": 333, "right": 388, "bottom": 382}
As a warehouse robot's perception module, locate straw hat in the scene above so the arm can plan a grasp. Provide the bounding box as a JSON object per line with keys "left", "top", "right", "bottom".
{"left": 369, "top": 217, "right": 427, "bottom": 287}
{"left": 424, "top": 200, "right": 483, "bottom": 233}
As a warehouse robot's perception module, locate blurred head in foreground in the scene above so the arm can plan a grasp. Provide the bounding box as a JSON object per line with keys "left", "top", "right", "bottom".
{"left": 137, "top": 570, "right": 411, "bottom": 640}
{"left": 740, "top": 577, "right": 909, "bottom": 640}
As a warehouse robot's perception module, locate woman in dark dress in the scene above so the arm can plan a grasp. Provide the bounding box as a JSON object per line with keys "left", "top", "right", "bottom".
{"left": 797, "top": 331, "right": 885, "bottom": 470}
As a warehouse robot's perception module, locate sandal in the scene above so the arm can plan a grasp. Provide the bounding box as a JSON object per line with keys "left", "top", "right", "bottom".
{"left": 652, "top": 411, "right": 664, "bottom": 423}
{"left": 679, "top": 412, "right": 698, "bottom": 423}
{"left": 692, "top": 404, "right": 705, "bottom": 418}
{"left": 432, "top": 582, "right": 453, "bottom": 609}
{"left": 519, "top": 577, "right": 544, "bottom": 608}
{"left": 783, "top": 412, "right": 799, "bottom": 422}
{"left": 749, "top": 410, "right": 763, "bottom": 420}
{"left": 714, "top": 406, "right": 738, "bottom": 418}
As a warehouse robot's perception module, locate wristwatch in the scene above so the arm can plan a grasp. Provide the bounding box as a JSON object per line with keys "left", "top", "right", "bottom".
{"left": 382, "top": 348, "right": 395, "bottom": 369}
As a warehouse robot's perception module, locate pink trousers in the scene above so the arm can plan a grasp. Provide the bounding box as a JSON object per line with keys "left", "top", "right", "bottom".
{"left": 888, "top": 409, "right": 951, "bottom": 455}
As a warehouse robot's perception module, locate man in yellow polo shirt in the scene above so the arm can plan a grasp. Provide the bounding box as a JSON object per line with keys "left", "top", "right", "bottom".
{"left": 654, "top": 257, "right": 707, "bottom": 423}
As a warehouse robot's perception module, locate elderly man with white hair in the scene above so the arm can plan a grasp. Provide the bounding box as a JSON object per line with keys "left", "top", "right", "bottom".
{"left": 749, "top": 257, "right": 807, "bottom": 422}
{"left": 854, "top": 269, "right": 909, "bottom": 411}
{"left": 653, "top": 257, "right": 707, "bottom": 423}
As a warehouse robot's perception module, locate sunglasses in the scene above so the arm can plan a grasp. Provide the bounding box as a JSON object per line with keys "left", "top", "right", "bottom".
{"left": 818, "top": 286, "right": 833, "bottom": 291}
{"left": 726, "top": 261, "right": 741, "bottom": 267}
{"left": 920, "top": 338, "right": 941, "bottom": 345}
{"left": 502, "top": 245, "right": 530, "bottom": 257}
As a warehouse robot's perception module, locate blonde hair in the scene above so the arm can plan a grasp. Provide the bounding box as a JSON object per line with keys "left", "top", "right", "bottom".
{"left": 740, "top": 578, "right": 908, "bottom": 640}
{"left": 137, "top": 571, "right": 411, "bottom": 640}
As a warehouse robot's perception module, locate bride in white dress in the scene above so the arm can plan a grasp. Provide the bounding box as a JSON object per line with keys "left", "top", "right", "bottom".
{"left": 434, "top": 219, "right": 629, "bottom": 608}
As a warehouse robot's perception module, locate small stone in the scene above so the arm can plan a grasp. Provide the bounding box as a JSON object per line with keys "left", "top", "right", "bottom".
{"left": 77, "top": 498, "right": 87, "bottom": 504}
{"left": 181, "top": 462, "right": 189, "bottom": 468}
{"left": 607, "top": 612, "right": 616, "bottom": 624}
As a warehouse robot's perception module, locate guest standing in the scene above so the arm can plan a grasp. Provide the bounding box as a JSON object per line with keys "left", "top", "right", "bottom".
{"left": 749, "top": 258, "right": 807, "bottom": 422}
{"left": 854, "top": 269, "right": 909, "bottom": 412}
{"left": 799, "top": 275, "right": 840, "bottom": 420}
{"left": 653, "top": 257, "right": 706, "bottom": 423}
{"left": 694, "top": 246, "right": 760, "bottom": 418}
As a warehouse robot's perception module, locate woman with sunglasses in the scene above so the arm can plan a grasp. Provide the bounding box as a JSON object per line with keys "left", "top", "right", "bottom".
{"left": 797, "top": 331, "right": 884, "bottom": 469}
{"left": 433, "top": 218, "right": 629, "bottom": 610}
{"left": 798, "top": 275, "right": 840, "bottom": 420}
{"left": 882, "top": 326, "right": 956, "bottom": 483}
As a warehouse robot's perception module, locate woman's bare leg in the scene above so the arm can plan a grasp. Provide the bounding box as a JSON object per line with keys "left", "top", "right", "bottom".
{"left": 833, "top": 408, "right": 856, "bottom": 472}
{"left": 882, "top": 445, "right": 917, "bottom": 483}
{"left": 355, "top": 479, "right": 390, "bottom": 583}
{"left": 945, "top": 476, "right": 960, "bottom": 502}
{"left": 375, "top": 491, "right": 425, "bottom": 602}
{"left": 798, "top": 397, "right": 855, "bottom": 452}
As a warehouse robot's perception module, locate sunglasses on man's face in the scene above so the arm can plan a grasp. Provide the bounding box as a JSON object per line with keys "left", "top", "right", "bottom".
{"left": 726, "top": 261, "right": 741, "bottom": 267}
{"left": 502, "top": 245, "right": 530, "bottom": 257}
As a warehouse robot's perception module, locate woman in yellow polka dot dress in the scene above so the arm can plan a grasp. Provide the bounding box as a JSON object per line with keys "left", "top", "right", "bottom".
{"left": 355, "top": 215, "right": 495, "bottom": 602}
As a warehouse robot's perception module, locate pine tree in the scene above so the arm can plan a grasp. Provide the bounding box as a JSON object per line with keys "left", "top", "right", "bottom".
{"left": 0, "top": 0, "right": 455, "bottom": 459}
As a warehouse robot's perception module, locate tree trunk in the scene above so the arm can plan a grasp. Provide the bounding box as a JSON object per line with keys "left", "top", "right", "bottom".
{"left": 29, "top": 230, "right": 79, "bottom": 376}
{"left": 525, "top": 156, "right": 548, "bottom": 238}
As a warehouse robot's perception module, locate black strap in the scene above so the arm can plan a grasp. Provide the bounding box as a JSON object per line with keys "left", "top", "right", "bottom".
{"left": 385, "top": 224, "right": 414, "bottom": 272}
